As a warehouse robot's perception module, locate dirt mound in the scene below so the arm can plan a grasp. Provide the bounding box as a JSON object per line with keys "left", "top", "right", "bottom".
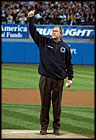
{"left": 2, "top": 130, "right": 90, "bottom": 139}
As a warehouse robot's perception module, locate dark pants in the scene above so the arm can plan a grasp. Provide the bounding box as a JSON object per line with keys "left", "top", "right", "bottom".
{"left": 39, "top": 75, "right": 64, "bottom": 130}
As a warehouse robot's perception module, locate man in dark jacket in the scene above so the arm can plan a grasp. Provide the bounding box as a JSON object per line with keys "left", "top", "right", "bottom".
{"left": 28, "top": 10, "right": 73, "bottom": 135}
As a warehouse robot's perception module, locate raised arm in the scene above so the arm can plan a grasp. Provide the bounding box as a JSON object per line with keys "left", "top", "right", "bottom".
{"left": 28, "top": 10, "right": 48, "bottom": 48}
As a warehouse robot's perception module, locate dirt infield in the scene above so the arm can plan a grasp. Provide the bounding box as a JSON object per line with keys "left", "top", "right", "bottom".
{"left": 2, "top": 130, "right": 92, "bottom": 139}
{"left": 2, "top": 88, "right": 94, "bottom": 139}
{"left": 2, "top": 89, "right": 94, "bottom": 107}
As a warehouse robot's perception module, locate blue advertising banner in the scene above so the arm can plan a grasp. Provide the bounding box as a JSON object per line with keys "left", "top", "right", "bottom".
{"left": 66, "top": 42, "right": 94, "bottom": 65}
{"left": 1, "top": 24, "right": 29, "bottom": 39}
{"left": 1, "top": 24, "right": 94, "bottom": 40}
{"left": 2, "top": 41, "right": 94, "bottom": 65}
{"left": 36, "top": 25, "right": 94, "bottom": 40}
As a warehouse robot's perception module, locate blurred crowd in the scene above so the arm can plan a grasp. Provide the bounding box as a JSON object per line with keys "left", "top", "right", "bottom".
{"left": 1, "top": 1, "right": 95, "bottom": 25}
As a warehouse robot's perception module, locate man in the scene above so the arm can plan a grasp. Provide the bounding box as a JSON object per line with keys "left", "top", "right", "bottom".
{"left": 28, "top": 10, "right": 73, "bottom": 135}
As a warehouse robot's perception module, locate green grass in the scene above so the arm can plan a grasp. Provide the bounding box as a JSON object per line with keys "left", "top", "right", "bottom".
{"left": 1, "top": 64, "right": 94, "bottom": 137}
{"left": 2, "top": 102, "right": 94, "bottom": 136}
{"left": 2, "top": 64, "right": 94, "bottom": 91}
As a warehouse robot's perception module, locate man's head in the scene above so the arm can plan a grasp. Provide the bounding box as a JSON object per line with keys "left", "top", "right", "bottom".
{"left": 52, "top": 26, "right": 63, "bottom": 41}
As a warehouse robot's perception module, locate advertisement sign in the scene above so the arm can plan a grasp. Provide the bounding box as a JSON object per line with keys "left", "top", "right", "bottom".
{"left": 1, "top": 24, "right": 94, "bottom": 40}
{"left": 36, "top": 25, "right": 94, "bottom": 40}
{"left": 2, "top": 41, "right": 94, "bottom": 65}
{"left": 1, "top": 24, "right": 29, "bottom": 39}
{"left": 66, "top": 42, "right": 94, "bottom": 65}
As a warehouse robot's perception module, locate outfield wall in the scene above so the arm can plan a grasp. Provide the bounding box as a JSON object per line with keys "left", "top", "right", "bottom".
{"left": 1, "top": 24, "right": 95, "bottom": 65}
{"left": 2, "top": 41, "right": 94, "bottom": 65}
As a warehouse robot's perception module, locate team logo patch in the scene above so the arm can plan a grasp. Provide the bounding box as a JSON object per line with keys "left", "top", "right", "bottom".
{"left": 60, "top": 47, "right": 65, "bottom": 53}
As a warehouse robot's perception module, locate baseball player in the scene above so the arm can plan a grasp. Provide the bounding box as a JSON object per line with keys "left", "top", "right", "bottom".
{"left": 28, "top": 10, "right": 73, "bottom": 135}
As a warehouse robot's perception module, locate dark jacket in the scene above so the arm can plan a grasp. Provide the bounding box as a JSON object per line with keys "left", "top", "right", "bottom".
{"left": 29, "top": 17, "right": 73, "bottom": 80}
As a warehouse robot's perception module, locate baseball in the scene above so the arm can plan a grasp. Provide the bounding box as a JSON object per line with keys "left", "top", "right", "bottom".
{"left": 66, "top": 83, "right": 69, "bottom": 87}
{"left": 66, "top": 81, "right": 72, "bottom": 87}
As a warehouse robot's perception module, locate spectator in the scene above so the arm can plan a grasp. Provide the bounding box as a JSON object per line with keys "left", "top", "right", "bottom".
{"left": 1, "top": 13, "right": 7, "bottom": 23}
{"left": 1, "top": 1, "right": 95, "bottom": 25}
{"left": 7, "top": 14, "right": 13, "bottom": 24}
{"left": 70, "top": 13, "right": 76, "bottom": 25}
{"left": 18, "top": 14, "right": 27, "bottom": 24}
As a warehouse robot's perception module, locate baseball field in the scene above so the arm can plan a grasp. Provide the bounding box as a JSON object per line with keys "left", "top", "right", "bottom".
{"left": 2, "top": 64, "right": 94, "bottom": 138}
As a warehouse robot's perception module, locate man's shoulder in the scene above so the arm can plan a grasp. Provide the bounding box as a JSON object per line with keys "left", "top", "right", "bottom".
{"left": 61, "top": 40, "right": 70, "bottom": 48}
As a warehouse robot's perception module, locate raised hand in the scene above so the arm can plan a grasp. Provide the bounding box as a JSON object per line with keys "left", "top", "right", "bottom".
{"left": 28, "top": 10, "right": 35, "bottom": 17}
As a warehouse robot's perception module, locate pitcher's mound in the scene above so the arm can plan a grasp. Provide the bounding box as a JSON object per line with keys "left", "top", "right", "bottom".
{"left": 2, "top": 129, "right": 89, "bottom": 139}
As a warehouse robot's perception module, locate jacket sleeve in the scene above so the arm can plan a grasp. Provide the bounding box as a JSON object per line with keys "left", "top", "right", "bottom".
{"left": 28, "top": 17, "right": 48, "bottom": 48}
{"left": 65, "top": 47, "right": 74, "bottom": 80}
